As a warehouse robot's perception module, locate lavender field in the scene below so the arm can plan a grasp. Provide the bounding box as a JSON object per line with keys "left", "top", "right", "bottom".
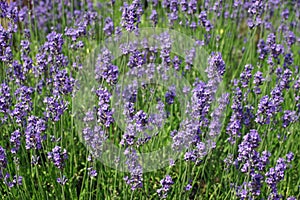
{"left": 0, "top": 0, "right": 300, "bottom": 199}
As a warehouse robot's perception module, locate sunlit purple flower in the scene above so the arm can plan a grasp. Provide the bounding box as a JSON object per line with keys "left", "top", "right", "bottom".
{"left": 235, "top": 129, "right": 270, "bottom": 198}
{"left": 285, "top": 31, "right": 296, "bottom": 46}
{"left": 240, "top": 64, "right": 254, "bottom": 88}
{"left": 95, "top": 87, "right": 114, "bottom": 127}
{"left": 172, "top": 56, "right": 181, "bottom": 71}
{"left": 165, "top": 85, "right": 176, "bottom": 105}
{"left": 237, "top": 129, "right": 261, "bottom": 166}
{"left": 168, "top": 10, "right": 179, "bottom": 25}
{"left": 209, "top": 93, "right": 229, "bottom": 138}
{"left": 128, "top": 49, "right": 146, "bottom": 68}
{"left": 281, "top": 9, "right": 289, "bottom": 20}
{"left": 157, "top": 175, "right": 173, "bottom": 198}
{"left": 265, "top": 158, "right": 288, "bottom": 198}
{"left": 88, "top": 167, "right": 98, "bottom": 177}
{"left": 48, "top": 146, "right": 68, "bottom": 169}
{"left": 185, "top": 183, "right": 192, "bottom": 191}
{"left": 10, "top": 130, "right": 21, "bottom": 154}
{"left": 160, "top": 48, "right": 171, "bottom": 66}
{"left": 255, "top": 95, "right": 276, "bottom": 125}
{"left": 124, "top": 148, "right": 143, "bottom": 190}
{"left": 120, "top": 123, "right": 137, "bottom": 147}
{"left": 0, "top": 27, "right": 13, "bottom": 63}
{"left": 34, "top": 31, "right": 68, "bottom": 77}
{"left": 270, "top": 86, "right": 284, "bottom": 113}
{"left": 282, "top": 110, "right": 298, "bottom": 128}
{"left": 82, "top": 126, "right": 107, "bottom": 158}
{"left": 57, "top": 175, "right": 68, "bottom": 185}
{"left": 11, "top": 86, "right": 34, "bottom": 124}
{"left": 271, "top": 44, "right": 284, "bottom": 59}
{"left": 227, "top": 87, "right": 243, "bottom": 143}
{"left": 266, "top": 33, "right": 276, "bottom": 47}
{"left": 53, "top": 69, "right": 76, "bottom": 96}
{"left": 180, "top": 0, "right": 188, "bottom": 12}
{"left": 25, "top": 116, "right": 46, "bottom": 150}
{"left": 43, "top": 96, "right": 69, "bottom": 122}
{"left": 3, "top": 173, "right": 22, "bottom": 188}
{"left": 8, "top": 60, "right": 26, "bottom": 84}
{"left": 236, "top": 183, "right": 248, "bottom": 199}
{"left": 12, "top": 175, "right": 23, "bottom": 186}
{"left": 256, "top": 151, "right": 271, "bottom": 171}
{"left": 198, "top": 11, "right": 213, "bottom": 31}
{"left": 121, "top": 1, "right": 143, "bottom": 32}
{"left": 134, "top": 110, "right": 148, "bottom": 127}
{"left": 103, "top": 17, "right": 114, "bottom": 37}
{"left": 252, "top": 71, "right": 264, "bottom": 95}
{"left": 150, "top": 10, "right": 158, "bottom": 26}
{"left": 286, "top": 152, "right": 294, "bottom": 163}
{"left": 95, "top": 49, "right": 119, "bottom": 85}
{"left": 0, "top": 146, "right": 7, "bottom": 174}
{"left": 283, "top": 53, "right": 293, "bottom": 68}
{"left": 257, "top": 39, "right": 269, "bottom": 60}
{"left": 0, "top": 83, "right": 11, "bottom": 123}
{"left": 188, "top": 0, "right": 197, "bottom": 15}
{"left": 65, "top": 27, "right": 86, "bottom": 42}
{"left": 208, "top": 52, "right": 226, "bottom": 77}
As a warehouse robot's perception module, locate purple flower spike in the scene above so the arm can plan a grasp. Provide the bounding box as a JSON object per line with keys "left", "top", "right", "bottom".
{"left": 95, "top": 49, "right": 119, "bottom": 85}
{"left": 88, "top": 167, "right": 98, "bottom": 177}
{"left": 165, "top": 85, "right": 176, "bottom": 105}
{"left": 57, "top": 175, "right": 68, "bottom": 185}
{"left": 265, "top": 158, "right": 289, "bottom": 198}
{"left": 240, "top": 64, "right": 254, "bottom": 88}
{"left": 157, "top": 175, "right": 173, "bottom": 198}
{"left": 121, "top": 1, "right": 143, "bottom": 32}
{"left": 103, "top": 17, "right": 114, "bottom": 37}
{"left": 10, "top": 130, "right": 21, "bottom": 154}
{"left": 25, "top": 116, "right": 46, "bottom": 150}
{"left": 150, "top": 10, "right": 158, "bottom": 26}
{"left": 0, "top": 146, "right": 8, "bottom": 170}
{"left": 0, "top": 83, "right": 11, "bottom": 123}
{"left": 48, "top": 146, "right": 68, "bottom": 169}
{"left": 96, "top": 87, "right": 114, "bottom": 127}
{"left": 124, "top": 148, "right": 143, "bottom": 190}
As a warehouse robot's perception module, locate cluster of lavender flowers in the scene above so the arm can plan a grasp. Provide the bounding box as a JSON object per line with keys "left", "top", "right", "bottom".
{"left": 25, "top": 116, "right": 47, "bottom": 150}
{"left": 152, "top": 0, "right": 215, "bottom": 34}
{"left": 0, "top": 83, "right": 11, "bottom": 123}
{"left": 95, "top": 48, "right": 118, "bottom": 85}
{"left": 121, "top": 0, "right": 143, "bottom": 32}
{"left": 0, "top": 146, "right": 23, "bottom": 188}
{"left": 0, "top": 2, "right": 22, "bottom": 64}
{"left": 172, "top": 52, "right": 227, "bottom": 164}
{"left": 48, "top": 146, "right": 68, "bottom": 185}
{"left": 48, "top": 146, "right": 68, "bottom": 170}
{"left": 95, "top": 87, "right": 114, "bottom": 127}
{"left": 265, "top": 155, "right": 294, "bottom": 199}
{"left": 82, "top": 125, "right": 107, "bottom": 159}
{"left": 11, "top": 86, "right": 34, "bottom": 124}
{"left": 0, "top": 0, "right": 97, "bottom": 190}
{"left": 0, "top": 0, "right": 299, "bottom": 198}
{"left": 123, "top": 148, "right": 143, "bottom": 190}
{"left": 235, "top": 130, "right": 269, "bottom": 199}
{"left": 0, "top": 146, "right": 8, "bottom": 179}
{"left": 234, "top": 129, "right": 295, "bottom": 199}
{"left": 157, "top": 175, "right": 174, "bottom": 198}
